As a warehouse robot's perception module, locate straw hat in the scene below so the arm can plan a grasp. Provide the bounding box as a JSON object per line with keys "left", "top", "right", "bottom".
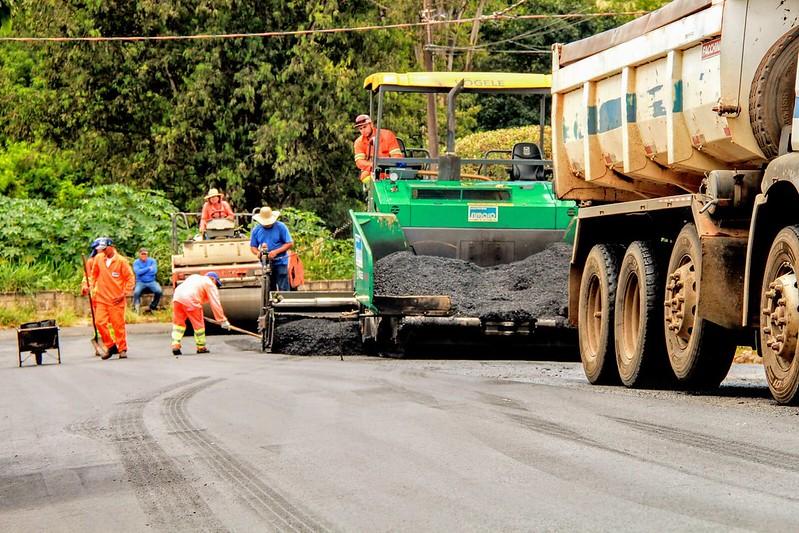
{"left": 204, "top": 187, "right": 223, "bottom": 200}
{"left": 253, "top": 206, "right": 280, "bottom": 226}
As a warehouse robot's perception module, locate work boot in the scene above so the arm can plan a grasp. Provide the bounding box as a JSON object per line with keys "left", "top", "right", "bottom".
{"left": 118, "top": 350, "right": 127, "bottom": 359}
{"left": 101, "top": 344, "right": 118, "bottom": 360}
{"left": 196, "top": 346, "right": 210, "bottom": 354}
{"left": 171, "top": 344, "right": 182, "bottom": 356}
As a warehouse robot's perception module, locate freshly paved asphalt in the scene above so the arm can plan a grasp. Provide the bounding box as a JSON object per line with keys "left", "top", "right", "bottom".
{"left": 1, "top": 324, "right": 798, "bottom": 532}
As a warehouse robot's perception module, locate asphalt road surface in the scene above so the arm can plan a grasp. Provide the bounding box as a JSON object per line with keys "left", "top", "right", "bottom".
{"left": 2, "top": 325, "right": 799, "bottom": 532}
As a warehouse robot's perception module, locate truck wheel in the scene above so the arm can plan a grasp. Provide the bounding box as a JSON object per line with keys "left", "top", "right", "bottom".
{"left": 615, "top": 241, "right": 669, "bottom": 388}
{"left": 664, "top": 224, "right": 735, "bottom": 388}
{"left": 760, "top": 225, "right": 799, "bottom": 404}
{"left": 578, "top": 244, "right": 621, "bottom": 384}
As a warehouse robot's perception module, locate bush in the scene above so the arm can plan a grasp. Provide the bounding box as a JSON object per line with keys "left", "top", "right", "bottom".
{"left": 278, "top": 207, "right": 354, "bottom": 280}
{"left": 0, "top": 141, "right": 87, "bottom": 202}
{"left": 0, "top": 184, "right": 178, "bottom": 292}
{"left": 456, "top": 125, "right": 552, "bottom": 178}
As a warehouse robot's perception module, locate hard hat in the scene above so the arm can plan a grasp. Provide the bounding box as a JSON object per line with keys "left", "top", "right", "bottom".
{"left": 354, "top": 114, "right": 372, "bottom": 129}
{"left": 206, "top": 271, "right": 222, "bottom": 288}
{"left": 89, "top": 237, "right": 104, "bottom": 257}
{"left": 93, "top": 237, "right": 114, "bottom": 255}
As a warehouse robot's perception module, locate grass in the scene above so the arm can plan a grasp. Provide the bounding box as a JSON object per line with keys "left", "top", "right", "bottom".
{"left": 0, "top": 303, "right": 85, "bottom": 328}
{"left": 0, "top": 299, "right": 172, "bottom": 330}
{"left": 0, "top": 260, "right": 81, "bottom": 294}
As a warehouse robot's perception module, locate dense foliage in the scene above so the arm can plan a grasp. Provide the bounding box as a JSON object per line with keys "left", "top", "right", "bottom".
{"left": 0, "top": 1, "right": 668, "bottom": 293}
{"left": 0, "top": 185, "right": 177, "bottom": 291}
{"left": 0, "top": 185, "right": 352, "bottom": 293}
{"left": 0, "top": 1, "right": 666, "bottom": 218}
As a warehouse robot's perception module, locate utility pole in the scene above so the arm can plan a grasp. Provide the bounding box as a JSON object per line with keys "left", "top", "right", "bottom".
{"left": 464, "top": 0, "right": 485, "bottom": 72}
{"left": 421, "top": 1, "right": 439, "bottom": 158}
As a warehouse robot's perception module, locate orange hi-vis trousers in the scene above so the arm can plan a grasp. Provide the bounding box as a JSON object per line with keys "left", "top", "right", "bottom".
{"left": 172, "top": 301, "right": 206, "bottom": 347}
{"left": 95, "top": 301, "right": 127, "bottom": 351}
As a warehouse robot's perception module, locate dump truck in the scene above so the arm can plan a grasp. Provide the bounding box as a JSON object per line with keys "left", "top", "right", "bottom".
{"left": 552, "top": 0, "right": 799, "bottom": 402}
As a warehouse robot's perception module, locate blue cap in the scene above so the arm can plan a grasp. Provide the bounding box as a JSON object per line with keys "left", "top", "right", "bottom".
{"left": 90, "top": 237, "right": 113, "bottom": 257}
{"left": 206, "top": 271, "right": 222, "bottom": 288}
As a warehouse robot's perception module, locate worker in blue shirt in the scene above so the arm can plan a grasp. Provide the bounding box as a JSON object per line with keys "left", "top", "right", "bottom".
{"left": 132, "top": 247, "right": 163, "bottom": 313}
{"left": 249, "top": 206, "right": 294, "bottom": 291}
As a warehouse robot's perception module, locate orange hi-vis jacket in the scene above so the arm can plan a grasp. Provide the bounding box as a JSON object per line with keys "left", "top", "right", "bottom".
{"left": 90, "top": 252, "right": 135, "bottom": 305}
{"left": 353, "top": 128, "right": 403, "bottom": 183}
{"left": 172, "top": 274, "right": 227, "bottom": 322}
{"left": 199, "top": 200, "right": 234, "bottom": 231}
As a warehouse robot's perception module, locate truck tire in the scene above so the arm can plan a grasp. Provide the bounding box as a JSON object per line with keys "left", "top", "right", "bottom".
{"left": 760, "top": 225, "right": 799, "bottom": 404}
{"left": 664, "top": 224, "right": 735, "bottom": 389}
{"left": 614, "top": 241, "right": 670, "bottom": 388}
{"left": 750, "top": 26, "right": 799, "bottom": 159}
{"left": 578, "top": 244, "right": 622, "bottom": 385}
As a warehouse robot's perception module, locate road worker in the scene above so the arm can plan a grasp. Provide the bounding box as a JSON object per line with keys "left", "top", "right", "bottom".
{"left": 90, "top": 238, "right": 134, "bottom": 360}
{"left": 353, "top": 114, "right": 403, "bottom": 185}
{"left": 199, "top": 188, "right": 235, "bottom": 234}
{"left": 171, "top": 272, "right": 231, "bottom": 355}
{"left": 82, "top": 237, "right": 107, "bottom": 356}
{"left": 250, "top": 206, "right": 294, "bottom": 291}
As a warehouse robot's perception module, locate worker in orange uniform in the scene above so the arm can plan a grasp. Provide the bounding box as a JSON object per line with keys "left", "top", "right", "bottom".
{"left": 199, "top": 188, "right": 235, "bottom": 234}
{"left": 171, "top": 272, "right": 231, "bottom": 355}
{"left": 90, "top": 238, "right": 134, "bottom": 360}
{"left": 82, "top": 237, "right": 108, "bottom": 356}
{"left": 353, "top": 114, "right": 403, "bottom": 185}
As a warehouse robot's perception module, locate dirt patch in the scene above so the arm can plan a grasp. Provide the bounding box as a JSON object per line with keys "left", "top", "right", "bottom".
{"left": 374, "top": 242, "right": 571, "bottom": 321}
{"left": 272, "top": 319, "right": 363, "bottom": 356}
{"left": 734, "top": 347, "right": 762, "bottom": 365}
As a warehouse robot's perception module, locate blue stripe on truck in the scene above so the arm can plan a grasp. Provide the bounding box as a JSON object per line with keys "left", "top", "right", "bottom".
{"left": 598, "top": 98, "right": 622, "bottom": 133}
{"left": 626, "top": 93, "right": 637, "bottom": 123}
{"left": 794, "top": 97, "right": 799, "bottom": 119}
{"left": 673, "top": 80, "right": 683, "bottom": 113}
{"left": 587, "top": 106, "right": 598, "bottom": 135}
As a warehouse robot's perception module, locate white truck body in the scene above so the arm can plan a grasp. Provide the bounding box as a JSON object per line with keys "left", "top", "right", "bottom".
{"left": 553, "top": 1, "right": 799, "bottom": 403}
{"left": 552, "top": 0, "right": 799, "bottom": 202}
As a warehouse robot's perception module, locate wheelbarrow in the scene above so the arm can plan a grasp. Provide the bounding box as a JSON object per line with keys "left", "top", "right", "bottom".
{"left": 17, "top": 320, "right": 61, "bottom": 367}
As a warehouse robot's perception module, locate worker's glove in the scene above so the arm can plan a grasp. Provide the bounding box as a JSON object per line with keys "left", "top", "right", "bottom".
{"left": 221, "top": 320, "right": 231, "bottom": 330}
{"left": 81, "top": 286, "right": 89, "bottom": 296}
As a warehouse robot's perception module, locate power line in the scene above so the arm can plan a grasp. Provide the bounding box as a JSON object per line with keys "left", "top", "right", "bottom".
{"left": 0, "top": 11, "right": 647, "bottom": 43}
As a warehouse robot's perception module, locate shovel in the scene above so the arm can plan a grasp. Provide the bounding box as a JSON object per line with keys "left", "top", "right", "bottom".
{"left": 204, "top": 316, "right": 260, "bottom": 339}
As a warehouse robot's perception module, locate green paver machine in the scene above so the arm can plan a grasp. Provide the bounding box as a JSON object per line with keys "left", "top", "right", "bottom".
{"left": 361, "top": 71, "right": 576, "bottom": 267}
{"left": 349, "top": 72, "right": 578, "bottom": 355}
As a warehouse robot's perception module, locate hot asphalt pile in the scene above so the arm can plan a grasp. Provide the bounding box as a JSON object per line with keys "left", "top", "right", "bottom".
{"left": 374, "top": 242, "right": 571, "bottom": 322}
{"left": 273, "top": 319, "right": 363, "bottom": 356}
{"left": 270, "top": 242, "right": 571, "bottom": 355}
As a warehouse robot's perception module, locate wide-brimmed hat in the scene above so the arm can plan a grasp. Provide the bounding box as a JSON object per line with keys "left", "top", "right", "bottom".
{"left": 204, "top": 187, "right": 223, "bottom": 200}
{"left": 253, "top": 206, "right": 280, "bottom": 226}
{"left": 354, "top": 114, "right": 372, "bottom": 129}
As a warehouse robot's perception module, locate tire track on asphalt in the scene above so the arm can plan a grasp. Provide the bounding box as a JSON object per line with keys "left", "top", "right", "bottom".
{"left": 473, "top": 398, "right": 799, "bottom": 507}
{"left": 610, "top": 416, "right": 799, "bottom": 473}
{"left": 162, "top": 379, "right": 332, "bottom": 533}
{"left": 67, "top": 376, "right": 226, "bottom": 532}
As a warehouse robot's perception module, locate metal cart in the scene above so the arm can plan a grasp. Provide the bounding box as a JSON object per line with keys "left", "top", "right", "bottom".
{"left": 17, "top": 320, "right": 61, "bottom": 367}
